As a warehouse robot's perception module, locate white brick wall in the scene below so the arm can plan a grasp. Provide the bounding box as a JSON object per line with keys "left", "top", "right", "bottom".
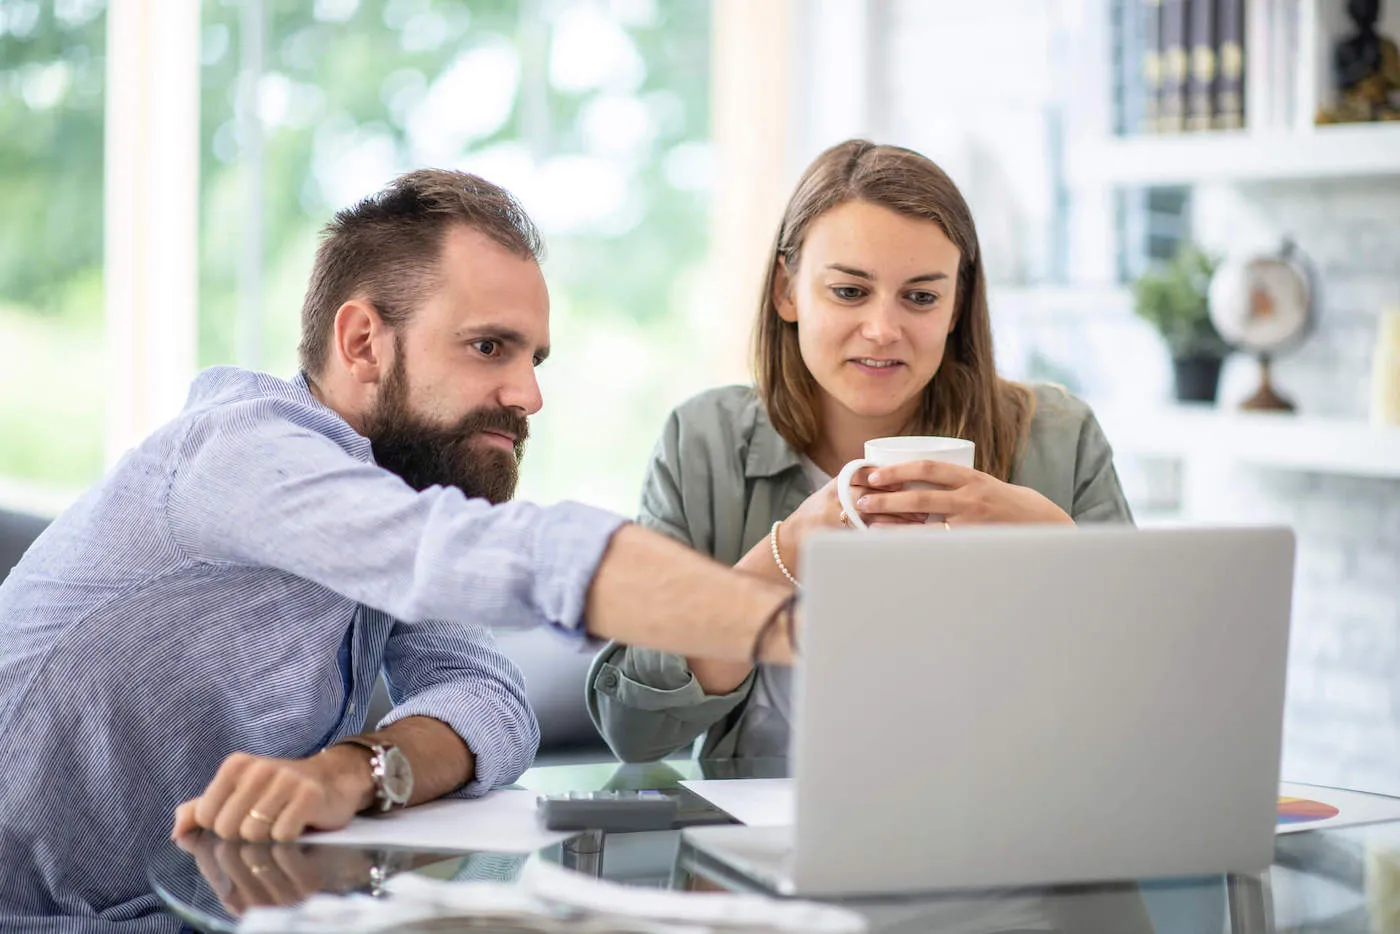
{"left": 867, "top": 0, "right": 1400, "bottom": 794}
{"left": 1192, "top": 181, "right": 1400, "bottom": 792}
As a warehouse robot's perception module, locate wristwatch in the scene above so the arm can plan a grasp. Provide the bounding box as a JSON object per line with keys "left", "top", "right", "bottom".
{"left": 335, "top": 736, "right": 413, "bottom": 812}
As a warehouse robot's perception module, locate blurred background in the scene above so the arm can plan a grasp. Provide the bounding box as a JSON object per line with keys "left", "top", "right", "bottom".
{"left": 2, "top": 0, "right": 1399, "bottom": 782}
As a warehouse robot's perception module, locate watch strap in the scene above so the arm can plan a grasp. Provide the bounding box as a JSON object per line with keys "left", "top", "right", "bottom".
{"left": 333, "top": 736, "right": 397, "bottom": 812}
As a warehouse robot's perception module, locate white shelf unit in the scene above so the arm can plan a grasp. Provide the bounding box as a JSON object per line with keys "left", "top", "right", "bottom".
{"left": 1067, "top": 123, "right": 1400, "bottom": 188}
{"left": 1093, "top": 404, "right": 1400, "bottom": 480}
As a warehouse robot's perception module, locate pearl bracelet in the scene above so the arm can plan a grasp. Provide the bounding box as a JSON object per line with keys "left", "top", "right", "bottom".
{"left": 769, "top": 520, "right": 799, "bottom": 587}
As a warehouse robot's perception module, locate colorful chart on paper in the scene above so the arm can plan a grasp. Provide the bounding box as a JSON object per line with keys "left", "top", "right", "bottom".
{"left": 1277, "top": 796, "right": 1341, "bottom": 825}
{"left": 1276, "top": 783, "right": 1400, "bottom": 834}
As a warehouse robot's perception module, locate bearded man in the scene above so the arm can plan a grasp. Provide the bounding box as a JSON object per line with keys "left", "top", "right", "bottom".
{"left": 0, "top": 169, "right": 795, "bottom": 933}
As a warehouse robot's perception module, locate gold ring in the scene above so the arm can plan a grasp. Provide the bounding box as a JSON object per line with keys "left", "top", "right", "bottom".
{"left": 839, "top": 511, "right": 850, "bottom": 526}
{"left": 248, "top": 808, "right": 275, "bottom": 824}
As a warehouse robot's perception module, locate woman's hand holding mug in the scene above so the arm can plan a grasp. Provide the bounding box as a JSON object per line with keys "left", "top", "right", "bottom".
{"left": 836, "top": 436, "right": 1073, "bottom": 529}
{"left": 835, "top": 436, "right": 975, "bottom": 529}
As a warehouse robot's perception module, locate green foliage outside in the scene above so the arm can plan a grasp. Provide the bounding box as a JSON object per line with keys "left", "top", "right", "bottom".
{"left": 0, "top": 0, "right": 106, "bottom": 491}
{"left": 0, "top": 0, "right": 714, "bottom": 513}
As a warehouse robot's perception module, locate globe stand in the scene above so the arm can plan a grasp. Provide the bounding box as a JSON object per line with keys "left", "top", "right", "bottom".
{"left": 1240, "top": 354, "right": 1296, "bottom": 412}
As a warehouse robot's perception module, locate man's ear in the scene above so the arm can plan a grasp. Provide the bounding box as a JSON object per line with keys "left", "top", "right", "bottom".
{"left": 773, "top": 256, "right": 798, "bottom": 324}
{"left": 332, "top": 300, "right": 392, "bottom": 385}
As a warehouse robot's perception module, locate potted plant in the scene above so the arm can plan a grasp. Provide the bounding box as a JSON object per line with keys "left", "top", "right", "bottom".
{"left": 1131, "top": 243, "right": 1232, "bottom": 403}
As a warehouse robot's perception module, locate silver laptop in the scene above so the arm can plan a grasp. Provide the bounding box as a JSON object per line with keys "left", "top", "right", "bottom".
{"left": 683, "top": 525, "right": 1295, "bottom": 897}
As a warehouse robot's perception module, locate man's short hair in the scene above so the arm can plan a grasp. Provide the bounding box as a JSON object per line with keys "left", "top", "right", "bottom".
{"left": 298, "top": 169, "right": 543, "bottom": 377}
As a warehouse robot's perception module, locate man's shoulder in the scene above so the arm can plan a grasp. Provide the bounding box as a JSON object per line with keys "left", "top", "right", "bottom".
{"left": 182, "top": 366, "right": 313, "bottom": 419}
{"left": 176, "top": 367, "right": 367, "bottom": 456}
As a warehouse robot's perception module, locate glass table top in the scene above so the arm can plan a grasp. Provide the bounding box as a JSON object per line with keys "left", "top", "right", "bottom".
{"left": 148, "top": 757, "right": 1400, "bottom": 933}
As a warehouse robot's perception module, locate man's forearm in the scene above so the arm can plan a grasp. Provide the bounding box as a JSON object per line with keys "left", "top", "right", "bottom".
{"left": 336, "top": 715, "right": 475, "bottom": 811}
{"left": 585, "top": 524, "right": 795, "bottom": 664}
{"left": 173, "top": 715, "right": 477, "bottom": 842}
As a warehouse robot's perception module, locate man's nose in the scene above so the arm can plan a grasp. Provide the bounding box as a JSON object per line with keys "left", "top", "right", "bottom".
{"left": 496, "top": 363, "right": 543, "bottom": 416}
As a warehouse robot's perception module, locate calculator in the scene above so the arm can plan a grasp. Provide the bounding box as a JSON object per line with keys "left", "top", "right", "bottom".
{"left": 535, "top": 789, "right": 679, "bottom": 832}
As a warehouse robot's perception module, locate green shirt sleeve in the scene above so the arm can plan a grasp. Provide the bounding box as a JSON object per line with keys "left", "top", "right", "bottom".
{"left": 1071, "top": 410, "right": 1135, "bottom": 525}
{"left": 586, "top": 404, "right": 757, "bottom": 763}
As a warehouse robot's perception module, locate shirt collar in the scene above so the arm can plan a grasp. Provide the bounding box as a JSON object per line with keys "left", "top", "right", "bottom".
{"left": 743, "top": 396, "right": 804, "bottom": 479}
{"left": 292, "top": 370, "right": 377, "bottom": 464}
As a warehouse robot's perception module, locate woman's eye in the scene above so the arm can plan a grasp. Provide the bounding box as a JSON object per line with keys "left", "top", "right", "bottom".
{"left": 473, "top": 339, "right": 500, "bottom": 357}
{"left": 907, "top": 291, "right": 938, "bottom": 307}
{"left": 832, "top": 286, "right": 865, "bottom": 301}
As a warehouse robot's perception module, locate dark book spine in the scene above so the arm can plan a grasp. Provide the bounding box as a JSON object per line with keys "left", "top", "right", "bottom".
{"left": 1141, "top": 0, "right": 1163, "bottom": 133}
{"left": 1159, "top": 0, "right": 1190, "bottom": 132}
{"left": 1214, "top": 0, "right": 1245, "bottom": 129}
{"left": 1187, "top": 0, "right": 1217, "bottom": 130}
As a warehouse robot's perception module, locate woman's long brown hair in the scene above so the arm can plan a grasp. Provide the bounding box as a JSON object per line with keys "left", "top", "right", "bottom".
{"left": 752, "top": 139, "right": 1033, "bottom": 481}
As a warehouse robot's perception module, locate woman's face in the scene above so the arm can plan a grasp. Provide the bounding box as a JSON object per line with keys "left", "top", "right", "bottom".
{"left": 777, "top": 199, "right": 961, "bottom": 426}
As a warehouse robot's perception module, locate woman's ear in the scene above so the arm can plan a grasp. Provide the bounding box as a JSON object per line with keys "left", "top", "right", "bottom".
{"left": 773, "top": 256, "right": 798, "bottom": 324}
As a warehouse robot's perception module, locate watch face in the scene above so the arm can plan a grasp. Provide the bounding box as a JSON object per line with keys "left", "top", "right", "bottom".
{"left": 381, "top": 746, "right": 413, "bottom": 804}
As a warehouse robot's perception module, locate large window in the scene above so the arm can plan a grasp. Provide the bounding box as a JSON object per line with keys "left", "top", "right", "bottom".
{"left": 0, "top": 0, "right": 107, "bottom": 510}
{"left": 0, "top": 1, "right": 719, "bottom": 517}
{"left": 198, "top": 0, "right": 715, "bottom": 513}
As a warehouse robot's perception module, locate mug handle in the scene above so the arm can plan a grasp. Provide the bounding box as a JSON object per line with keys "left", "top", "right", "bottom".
{"left": 835, "top": 458, "right": 875, "bottom": 531}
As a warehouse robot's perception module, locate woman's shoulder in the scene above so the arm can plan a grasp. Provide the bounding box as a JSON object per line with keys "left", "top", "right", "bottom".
{"left": 1023, "top": 381, "right": 1100, "bottom": 440}
{"left": 666, "top": 385, "right": 766, "bottom": 445}
{"left": 655, "top": 384, "right": 797, "bottom": 486}
{"left": 672, "top": 384, "right": 762, "bottom": 418}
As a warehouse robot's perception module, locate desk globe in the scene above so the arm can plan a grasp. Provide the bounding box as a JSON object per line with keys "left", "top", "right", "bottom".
{"left": 1206, "top": 240, "right": 1315, "bottom": 412}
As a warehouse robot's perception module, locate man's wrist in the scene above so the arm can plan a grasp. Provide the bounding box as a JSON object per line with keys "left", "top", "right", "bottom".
{"left": 319, "top": 742, "right": 377, "bottom": 813}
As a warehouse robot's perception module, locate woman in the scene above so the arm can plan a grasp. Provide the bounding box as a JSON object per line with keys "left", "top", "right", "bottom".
{"left": 586, "top": 139, "right": 1132, "bottom": 762}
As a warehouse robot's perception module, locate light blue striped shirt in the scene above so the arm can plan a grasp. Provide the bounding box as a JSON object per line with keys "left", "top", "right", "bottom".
{"left": 0, "top": 367, "right": 625, "bottom": 933}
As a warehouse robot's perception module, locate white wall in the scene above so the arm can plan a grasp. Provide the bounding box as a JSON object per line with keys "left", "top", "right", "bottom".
{"left": 1191, "top": 178, "right": 1400, "bottom": 792}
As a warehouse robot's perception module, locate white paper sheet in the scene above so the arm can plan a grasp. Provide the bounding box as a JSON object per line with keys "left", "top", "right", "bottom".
{"left": 304, "top": 789, "right": 574, "bottom": 853}
{"left": 1277, "top": 782, "right": 1400, "bottom": 835}
{"left": 679, "top": 778, "right": 794, "bottom": 828}
{"left": 680, "top": 778, "right": 1400, "bottom": 837}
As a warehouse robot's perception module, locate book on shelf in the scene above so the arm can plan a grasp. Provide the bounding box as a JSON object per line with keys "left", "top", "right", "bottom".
{"left": 1186, "top": 0, "right": 1217, "bottom": 130}
{"left": 1158, "top": 0, "right": 1190, "bottom": 132}
{"left": 1119, "top": 0, "right": 1400, "bottom": 136}
{"left": 1215, "top": 0, "right": 1245, "bottom": 129}
{"left": 1141, "top": 0, "right": 1163, "bottom": 133}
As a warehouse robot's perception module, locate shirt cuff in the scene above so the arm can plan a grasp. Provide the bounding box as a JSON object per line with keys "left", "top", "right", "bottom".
{"left": 378, "top": 682, "right": 539, "bottom": 797}
{"left": 531, "top": 503, "right": 629, "bottom": 636}
{"left": 593, "top": 648, "right": 755, "bottom": 723}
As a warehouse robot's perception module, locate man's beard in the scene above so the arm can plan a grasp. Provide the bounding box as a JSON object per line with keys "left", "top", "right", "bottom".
{"left": 361, "top": 354, "right": 529, "bottom": 505}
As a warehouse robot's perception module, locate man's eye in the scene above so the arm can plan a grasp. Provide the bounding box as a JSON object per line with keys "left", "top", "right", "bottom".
{"left": 473, "top": 340, "right": 500, "bottom": 357}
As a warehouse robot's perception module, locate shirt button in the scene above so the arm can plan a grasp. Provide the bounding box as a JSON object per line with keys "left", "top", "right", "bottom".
{"left": 347, "top": 702, "right": 356, "bottom": 716}
{"left": 600, "top": 670, "right": 619, "bottom": 691}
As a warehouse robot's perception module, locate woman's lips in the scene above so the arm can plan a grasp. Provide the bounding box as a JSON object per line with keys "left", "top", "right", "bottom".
{"left": 848, "top": 357, "right": 905, "bottom": 375}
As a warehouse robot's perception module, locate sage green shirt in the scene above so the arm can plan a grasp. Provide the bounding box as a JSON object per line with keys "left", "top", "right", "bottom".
{"left": 586, "top": 382, "right": 1134, "bottom": 762}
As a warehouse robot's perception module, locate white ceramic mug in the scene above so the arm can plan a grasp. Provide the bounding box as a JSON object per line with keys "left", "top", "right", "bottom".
{"left": 835, "top": 436, "right": 975, "bottom": 530}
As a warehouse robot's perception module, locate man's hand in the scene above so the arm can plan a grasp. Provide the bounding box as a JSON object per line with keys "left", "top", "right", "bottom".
{"left": 171, "top": 745, "right": 374, "bottom": 843}
{"left": 176, "top": 833, "right": 377, "bottom": 917}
